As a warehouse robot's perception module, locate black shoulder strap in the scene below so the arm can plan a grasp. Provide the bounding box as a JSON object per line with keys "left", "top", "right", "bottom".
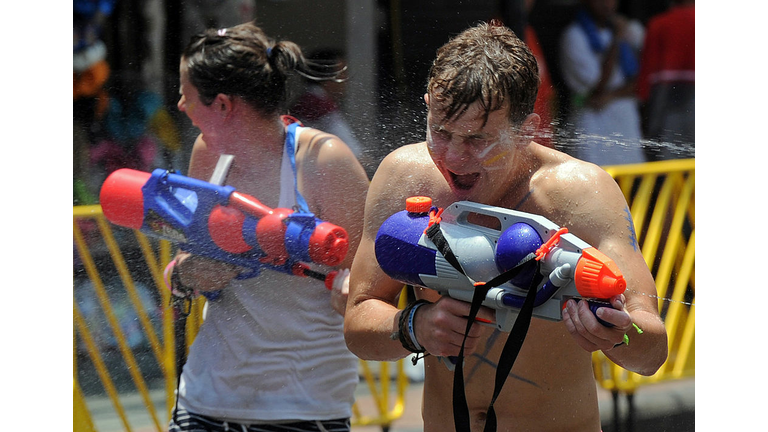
{"left": 425, "top": 221, "right": 542, "bottom": 432}
{"left": 170, "top": 271, "right": 193, "bottom": 422}
{"left": 425, "top": 222, "right": 466, "bottom": 276}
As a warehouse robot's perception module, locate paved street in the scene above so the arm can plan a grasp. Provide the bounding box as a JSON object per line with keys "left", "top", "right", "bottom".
{"left": 85, "top": 375, "right": 693, "bottom": 432}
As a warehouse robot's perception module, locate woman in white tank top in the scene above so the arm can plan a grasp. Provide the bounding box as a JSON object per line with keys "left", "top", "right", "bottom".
{"left": 169, "top": 21, "right": 369, "bottom": 432}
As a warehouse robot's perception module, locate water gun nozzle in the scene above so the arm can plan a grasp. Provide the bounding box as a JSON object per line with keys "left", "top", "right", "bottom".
{"left": 574, "top": 247, "right": 627, "bottom": 298}
{"left": 309, "top": 223, "right": 349, "bottom": 267}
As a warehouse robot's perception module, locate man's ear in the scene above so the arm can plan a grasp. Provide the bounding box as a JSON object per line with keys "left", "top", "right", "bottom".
{"left": 521, "top": 113, "right": 541, "bottom": 138}
{"left": 213, "top": 94, "right": 233, "bottom": 117}
{"left": 423, "top": 93, "right": 430, "bottom": 106}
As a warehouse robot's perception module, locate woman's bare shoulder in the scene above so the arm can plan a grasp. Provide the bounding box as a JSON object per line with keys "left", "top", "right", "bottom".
{"left": 187, "top": 135, "right": 220, "bottom": 180}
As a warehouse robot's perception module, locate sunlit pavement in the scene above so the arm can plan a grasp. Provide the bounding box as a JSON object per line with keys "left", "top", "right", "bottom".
{"left": 86, "top": 375, "right": 693, "bottom": 432}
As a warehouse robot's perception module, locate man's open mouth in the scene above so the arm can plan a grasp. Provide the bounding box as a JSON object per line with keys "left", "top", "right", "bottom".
{"left": 449, "top": 172, "right": 481, "bottom": 190}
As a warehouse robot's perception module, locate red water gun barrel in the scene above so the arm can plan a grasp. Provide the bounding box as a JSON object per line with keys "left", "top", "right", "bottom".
{"left": 208, "top": 190, "right": 348, "bottom": 267}
{"left": 308, "top": 222, "right": 348, "bottom": 267}
{"left": 99, "top": 168, "right": 151, "bottom": 229}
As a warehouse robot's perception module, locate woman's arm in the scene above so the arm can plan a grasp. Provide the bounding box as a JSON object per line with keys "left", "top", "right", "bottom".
{"left": 299, "top": 129, "right": 370, "bottom": 315}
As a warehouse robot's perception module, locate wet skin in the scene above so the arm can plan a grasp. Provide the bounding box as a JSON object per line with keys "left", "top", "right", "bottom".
{"left": 345, "top": 98, "right": 667, "bottom": 431}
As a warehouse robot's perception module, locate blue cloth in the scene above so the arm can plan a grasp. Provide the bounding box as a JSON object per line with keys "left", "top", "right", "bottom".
{"left": 575, "top": 8, "right": 639, "bottom": 78}
{"left": 284, "top": 122, "right": 311, "bottom": 213}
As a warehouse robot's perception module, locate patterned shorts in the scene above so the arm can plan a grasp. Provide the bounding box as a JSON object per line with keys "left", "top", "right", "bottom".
{"left": 169, "top": 407, "right": 351, "bottom": 432}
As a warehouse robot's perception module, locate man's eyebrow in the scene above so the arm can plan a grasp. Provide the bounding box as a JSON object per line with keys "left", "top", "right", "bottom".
{"left": 456, "top": 128, "right": 489, "bottom": 140}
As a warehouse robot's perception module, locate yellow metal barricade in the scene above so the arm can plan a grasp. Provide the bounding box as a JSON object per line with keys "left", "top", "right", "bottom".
{"left": 74, "top": 158, "right": 694, "bottom": 431}
{"left": 592, "top": 159, "right": 695, "bottom": 424}
{"left": 73, "top": 206, "right": 405, "bottom": 432}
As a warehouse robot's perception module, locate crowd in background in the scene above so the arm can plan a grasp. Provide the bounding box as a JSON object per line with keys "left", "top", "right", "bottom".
{"left": 73, "top": 0, "right": 695, "bottom": 205}
{"left": 73, "top": 0, "right": 694, "bottom": 208}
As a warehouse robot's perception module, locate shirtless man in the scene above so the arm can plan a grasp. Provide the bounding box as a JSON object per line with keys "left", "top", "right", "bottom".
{"left": 343, "top": 22, "right": 667, "bottom": 431}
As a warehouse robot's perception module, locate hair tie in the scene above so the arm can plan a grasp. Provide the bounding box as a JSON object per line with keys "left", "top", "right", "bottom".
{"left": 217, "top": 28, "right": 227, "bottom": 37}
{"left": 266, "top": 46, "right": 273, "bottom": 58}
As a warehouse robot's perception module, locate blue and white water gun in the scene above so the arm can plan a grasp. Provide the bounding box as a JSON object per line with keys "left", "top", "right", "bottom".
{"left": 374, "top": 196, "right": 627, "bottom": 331}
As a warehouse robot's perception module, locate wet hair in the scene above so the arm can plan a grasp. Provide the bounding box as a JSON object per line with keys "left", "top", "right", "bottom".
{"left": 182, "top": 21, "right": 344, "bottom": 115}
{"left": 427, "top": 21, "right": 540, "bottom": 126}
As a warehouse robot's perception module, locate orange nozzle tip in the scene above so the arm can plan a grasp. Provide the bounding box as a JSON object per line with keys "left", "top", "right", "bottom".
{"left": 406, "top": 196, "right": 433, "bottom": 213}
{"left": 574, "top": 247, "right": 627, "bottom": 298}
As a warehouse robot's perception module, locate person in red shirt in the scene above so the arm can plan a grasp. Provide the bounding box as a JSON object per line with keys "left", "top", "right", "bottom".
{"left": 636, "top": 0, "right": 695, "bottom": 159}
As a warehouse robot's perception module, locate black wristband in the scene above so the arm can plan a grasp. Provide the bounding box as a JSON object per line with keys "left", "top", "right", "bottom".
{"left": 395, "top": 300, "right": 430, "bottom": 353}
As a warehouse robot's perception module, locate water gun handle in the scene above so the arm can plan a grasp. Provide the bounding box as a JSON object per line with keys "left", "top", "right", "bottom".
{"left": 571, "top": 299, "right": 615, "bottom": 328}
{"left": 321, "top": 270, "right": 340, "bottom": 291}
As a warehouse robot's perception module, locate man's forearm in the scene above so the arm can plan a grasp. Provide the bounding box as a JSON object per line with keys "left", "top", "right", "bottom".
{"left": 604, "top": 309, "right": 668, "bottom": 376}
{"left": 345, "top": 301, "right": 412, "bottom": 361}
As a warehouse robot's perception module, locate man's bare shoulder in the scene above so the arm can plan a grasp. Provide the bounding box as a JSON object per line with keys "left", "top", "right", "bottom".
{"left": 530, "top": 152, "right": 625, "bottom": 223}
{"left": 371, "top": 143, "right": 442, "bottom": 190}
{"left": 365, "top": 143, "right": 445, "bottom": 224}
{"left": 534, "top": 152, "right": 614, "bottom": 201}
{"left": 530, "top": 154, "right": 631, "bottom": 250}
{"left": 377, "top": 142, "right": 433, "bottom": 174}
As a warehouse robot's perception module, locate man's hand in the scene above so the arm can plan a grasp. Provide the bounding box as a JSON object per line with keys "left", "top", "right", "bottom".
{"left": 412, "top": 296, "right": 496, "bottom": 357}
{"left": 561, "top": 294, "right": 635, "bottom": 352}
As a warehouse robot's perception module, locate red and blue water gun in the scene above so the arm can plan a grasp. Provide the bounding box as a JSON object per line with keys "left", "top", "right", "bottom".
{"left": 99, "top": 168, "right": 348, "bottom": 293}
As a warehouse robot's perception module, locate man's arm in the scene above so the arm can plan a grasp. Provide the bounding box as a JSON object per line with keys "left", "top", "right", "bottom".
{"left": 557, "top": 164, "right": 668, "bottom": 376}
{"left": 344, "top": 149, "right": 417, "bottom": 361}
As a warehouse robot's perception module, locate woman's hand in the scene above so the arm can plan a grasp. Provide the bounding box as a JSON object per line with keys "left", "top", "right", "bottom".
{"left": 330, "top": 268, "right": 350, "bottom": 316}
{"left": 175, "top": 251, "right": 243, "bottom": 292}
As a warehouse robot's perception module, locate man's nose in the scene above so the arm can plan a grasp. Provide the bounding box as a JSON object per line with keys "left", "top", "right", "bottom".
{"left": 442, "top": 140, "right": 471, "bottom": 164}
